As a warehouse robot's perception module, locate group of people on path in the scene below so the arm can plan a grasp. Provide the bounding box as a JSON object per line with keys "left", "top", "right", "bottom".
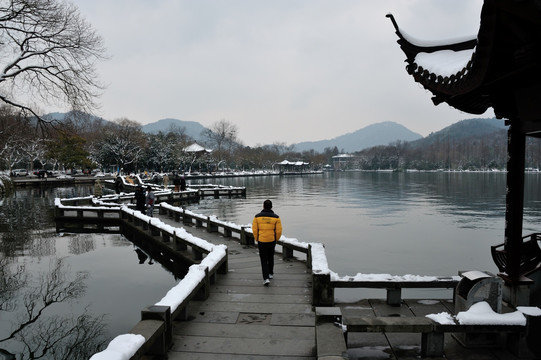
{"left": 135, "top": 185, "right": 155, "bottom": 217}
{"left": 107, "top": 173, "right": 283, "bottom": 287}
{"left": 172, "top": 172, "right": 186, "bottom": 192}
{"left": 161, "top": 172, "right": 187, "bottom": 192}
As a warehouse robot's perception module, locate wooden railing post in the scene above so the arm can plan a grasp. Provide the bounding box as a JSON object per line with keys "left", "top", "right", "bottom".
{"left": 312, "top": 272, "right": 334, "bottom": 306}
{"left": 207, "top": 217, "right": 218, "bottom": 233}
{"left": 173, "top": 231, "right": 187, "bottom": 251}
{"left": 182, "top": 209, "right": 191, "bottom": 225}
{"left": 195, "top": 266, "right": 210, "bottom": 300}
{"left": 150, "top": 221, "right": 160, "bottom": 236}
{"left": 140, "top": 305, "right": 172, "bottom": 355}
{"left": 307, "top": 244, "right": 313, "bottom": 269}
{"left": 240, "top": 227, "right": 254, "bottom": 246}
{"left": 282, "top": 244, "right": 294, "bottom": 260}
{"left": 159, "top": 205, "right": 167, "bottom": 215}
{"left": 218, "top": 248, "right": 228, "bottom": 275}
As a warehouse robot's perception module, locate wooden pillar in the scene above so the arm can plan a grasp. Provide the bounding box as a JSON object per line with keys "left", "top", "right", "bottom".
{"left": 504, "top": 123, "right": 525, "bottom": 282}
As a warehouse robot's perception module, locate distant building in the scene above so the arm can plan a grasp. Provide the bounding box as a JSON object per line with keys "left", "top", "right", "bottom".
{"left": 332, "top": 154, "right": 356, "bottom": 170}
{"left": 275, "top": 160, "right": 310, "bottom": 174}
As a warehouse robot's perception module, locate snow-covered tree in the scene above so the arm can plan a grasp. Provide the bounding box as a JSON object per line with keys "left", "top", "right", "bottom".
{"left": 95, "top": 118, "right": 146, "bottom": 173}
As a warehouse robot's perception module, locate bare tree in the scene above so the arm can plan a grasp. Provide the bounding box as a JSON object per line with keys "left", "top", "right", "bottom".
{"left": 0, "top": 0, "right": 106, "bottom": 122}
{"left": 201, "top": 119, "right": 239, "bottom": 169}
{"left": 202, "top": 119, "right": 239, "bottom": 154}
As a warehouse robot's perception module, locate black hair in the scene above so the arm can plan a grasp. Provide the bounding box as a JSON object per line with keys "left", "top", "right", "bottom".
{"left": 263, "top": 199, "right": 272, "bottom": 210}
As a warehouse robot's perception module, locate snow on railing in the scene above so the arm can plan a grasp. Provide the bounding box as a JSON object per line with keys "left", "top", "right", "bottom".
{"left": 60, "top": 195, "right": 461, "bottom": 359}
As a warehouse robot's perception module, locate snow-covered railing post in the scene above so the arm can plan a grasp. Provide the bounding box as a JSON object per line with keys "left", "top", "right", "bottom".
{"left": 195, "top": 265, "right": 210, "bottom": 300}
{"left": 140, "top": 305, "right": 172, "bottom": 355}
{"left": 218, "top": 247, "right": 229, "bottom": 275}
{"left": 311, "top": 243, "right": 334, "bottom": 306}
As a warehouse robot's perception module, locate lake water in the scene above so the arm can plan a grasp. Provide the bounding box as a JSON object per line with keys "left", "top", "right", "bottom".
{"left": 2, "top": 171, "right": 541, "bottom": 356}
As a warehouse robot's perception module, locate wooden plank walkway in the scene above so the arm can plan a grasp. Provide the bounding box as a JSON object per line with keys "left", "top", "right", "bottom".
{"left": 156, "top": 214, "right": 316, "bottom": 359}
{"left": 54, "top": 200, "right": 539, "bottom": 359}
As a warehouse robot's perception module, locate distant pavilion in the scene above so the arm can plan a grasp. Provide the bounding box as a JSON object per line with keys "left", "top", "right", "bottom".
{"left": 388, "top": 0, "right": 541, "bottom": 307}
{"left": 332, "top": 154, "right": 356, "bottom": 170}
{"left": 275, "top": 160, "right": 310, "bottom": 174}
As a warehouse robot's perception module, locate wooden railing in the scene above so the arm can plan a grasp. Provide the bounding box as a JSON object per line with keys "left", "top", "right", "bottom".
{"left": 54, "top": 198, "right": 122, "bottom": 233}
{"left": 55, "top": 198, "right": 461, "bottom": 359}
{"left": 159, "top": 202, "right": 312, "bottom": 265}
{"left": 104, "top": 177, "right": 246, "bottom": 201}
{"left": 89, "top": 207, "right": 228, "bottom": 359}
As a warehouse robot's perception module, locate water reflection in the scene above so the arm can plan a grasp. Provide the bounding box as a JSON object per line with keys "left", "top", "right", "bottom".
{"left": 188, "top": 172, "right": 524, "bottom": 283}
{"left": 2, "top": 172, "right": 540, "bottom": 353}
{"left": 68, "top": 233, "right": 97, "bottom": 255}
{"left": 135, "top": 248, "right": 148, "bottom": 264}
{"left": 0, "top": 185, "right": 179, "bottom": 358}
{"left": 0, "top": 257, "right": 106, "bottom": 359}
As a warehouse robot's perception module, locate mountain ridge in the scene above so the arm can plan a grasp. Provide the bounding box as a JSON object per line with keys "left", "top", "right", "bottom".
{"left": 45, "top": 112, "right": 505, "bottom": 153}
{"left": 293, "top": 121, "right": 423, "bottom": 153}
{"left": 409, "top": 117, "right": 506, "bottom": 148}
{"left": 141, "top": 118, "right": 207, "bottom": 142}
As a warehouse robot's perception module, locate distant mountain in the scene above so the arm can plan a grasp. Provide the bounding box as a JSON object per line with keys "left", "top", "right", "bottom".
{"left": 409, "top": 117, "right": 507, "bottom": 148}
{"left": 43, "top": 111, "right": 112, "bottom": 128}
{"left": 293, "top": 121, "right": 423, "bottom": 153}
{"left": 141, "top": 118, "right": 207, "bottom": 142}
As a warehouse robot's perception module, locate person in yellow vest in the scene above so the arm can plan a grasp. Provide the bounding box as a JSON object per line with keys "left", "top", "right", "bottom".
{"left": 252, "top": 199, "right": 282, "bottom": 286}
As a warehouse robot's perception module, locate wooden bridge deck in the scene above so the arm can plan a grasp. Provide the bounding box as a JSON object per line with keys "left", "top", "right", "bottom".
{"left": 54, "top": 198, "right": 539, "bottom": 359}
{"left": 156, "top": 214, "right": 316, "bottom": 360}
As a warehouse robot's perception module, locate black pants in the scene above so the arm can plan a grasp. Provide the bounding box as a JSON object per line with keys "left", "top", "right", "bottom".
{"left": 258, "top": 241, "right": 276, "bottom": 280}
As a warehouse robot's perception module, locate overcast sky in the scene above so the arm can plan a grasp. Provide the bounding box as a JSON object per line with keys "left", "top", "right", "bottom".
{"left": 71, "top": 0, "right": 491, "bottom": 147}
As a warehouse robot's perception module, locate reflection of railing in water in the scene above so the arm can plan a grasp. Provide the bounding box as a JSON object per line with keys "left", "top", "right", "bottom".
{"left": 491, "top": 233, "right": 541, "bottom": 277}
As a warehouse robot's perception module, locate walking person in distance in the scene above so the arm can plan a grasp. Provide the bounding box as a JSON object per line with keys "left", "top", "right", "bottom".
{"left": 252, "top": 199, "right": 282, "bottom": 286}
{"left": 135, "top": 185, "right": 146, "bottom": 213}
{"left": 146, "top": 186, "right": 155, "bottom": 217}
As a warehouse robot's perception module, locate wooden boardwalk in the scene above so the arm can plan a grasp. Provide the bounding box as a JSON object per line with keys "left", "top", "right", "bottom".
{"left": 157, "top": 215, "right": 316, "bottom": 359}
{"left": 151, "top": 213, "right": 537, "bottom": 360}
{"left": 54, "top": 198, "right": 539, "bottom": 359}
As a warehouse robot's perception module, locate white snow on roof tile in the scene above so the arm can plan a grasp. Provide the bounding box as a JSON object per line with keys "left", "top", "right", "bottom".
{"left": 415, "top": 48, "right": 475, "bottom": 77}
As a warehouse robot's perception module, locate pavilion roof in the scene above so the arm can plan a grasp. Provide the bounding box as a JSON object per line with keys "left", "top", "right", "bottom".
{"left": 183, "top": 143, "right": 212, "bottom": 153}
{"left": 388, "top": 0, "right": 541, "bottom": 127}
{"left": 277, "top": 160, "right": 309, "bottom": 166}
